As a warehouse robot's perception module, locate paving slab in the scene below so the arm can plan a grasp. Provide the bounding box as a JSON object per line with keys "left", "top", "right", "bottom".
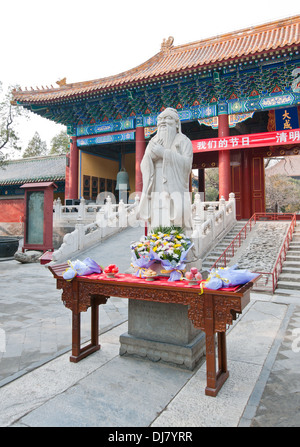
{"left": 0, "top": 297, "right": 293, "bottom": 428}
{"left": 1, "top": 224, "right": 300, "bottom": 428}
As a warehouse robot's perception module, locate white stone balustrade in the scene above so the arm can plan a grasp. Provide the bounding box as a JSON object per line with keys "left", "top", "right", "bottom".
{"left": 51, "top": 195, "right": 140, "bottom": 263}
{"left": 191, "top": 192, "right": 236, "bottom": 259}
{"left": 53, "top": 196, "right": 129, "bottom": 224}
{"left": 51, "top": 192, "right": 236, "bottom": 264}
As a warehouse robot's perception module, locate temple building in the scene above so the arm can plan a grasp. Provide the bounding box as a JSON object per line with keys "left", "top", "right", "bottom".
{"left": 12, "top": 15, "right": 300, "bottom": 220}
{"left": 0, "top": 155, "right": 66, "bottom": 236}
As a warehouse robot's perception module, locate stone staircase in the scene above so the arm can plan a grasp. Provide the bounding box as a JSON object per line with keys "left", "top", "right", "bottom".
{"left": 202, "top": 220, "right": 247, "bottom": 271}
{"left": 276, "top": 225, "right": 300, "bottom": 296}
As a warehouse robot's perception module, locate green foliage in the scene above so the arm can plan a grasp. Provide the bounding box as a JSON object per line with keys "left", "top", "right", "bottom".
{"left": 49, "top": 129, "right": 69, "bottom": 155}
{"left": 150, "top": 225, "right": 184, "bottom": 235}
{"left": 205, "top": 168, "right": 219, "bottom": 201}
{"left": 22, "top": 131, "right": 48, "bottom": 158}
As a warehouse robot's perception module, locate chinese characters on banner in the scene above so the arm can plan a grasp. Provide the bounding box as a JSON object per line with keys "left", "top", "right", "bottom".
{"left": 192, "top": 128, "right": 300, "bottom": 153}
{"left": 275, "top": 107, "right": 299, "bottom": 131}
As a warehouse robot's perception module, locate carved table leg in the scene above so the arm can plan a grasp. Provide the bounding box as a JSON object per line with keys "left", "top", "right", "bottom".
{"left": 91, "top": 299, "right": 99, "bottom": 348}
{"left": 205, "top": 332, "right": 218, "bottom": 396}
{"left": 205, "top": 331, "right": 229, "bottom": 397}
{"left": 70, "top": 300, "right": 101, "bottom": 363}
{"left": 204, "top": 294, "right": 218, "bottom": 396}
{"left": 70, "top": 311, "right": 81, "bottom": 361}
{"left": 204, "top": 294, "right": 229, "bottom": 397}
{"left": 217, "top": 331, "right": 228, "bottom": 374}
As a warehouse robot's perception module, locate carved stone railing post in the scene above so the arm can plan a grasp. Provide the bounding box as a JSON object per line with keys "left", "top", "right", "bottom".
{"left": 229, "top": 192, "right": 236, "bottom": 219}
{"left": 193, "top": 192, "right": 205, "bottom": 221}
{"left": 78, "top": 198, "right": 86, "bottom": 220}
{"left": 105, "top": 196, "right": 113, "bottom": 221}
{"left": 53, "top": 197, "right": 62, "bottom": 221}
{"left": 191, "top": 214, "right": 202, "bottom": 255}
{"left": 118, "top": 200, "right": 127, "bottom": 227}
{"left": 219, "top": 195, "right": 226, "bottom": 231}
{"left": 207, "top": 205, "right": 215, "bottom": 241}
{"left": 96, "top": 208, "right": 106, "bottom": 231}
{"left": 75, "top": 222, "right": 85, "bottom": 250}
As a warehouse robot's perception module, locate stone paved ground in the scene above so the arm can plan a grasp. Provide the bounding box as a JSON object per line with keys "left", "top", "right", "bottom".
{"left": 250, "top": 305, "right": 300, "bottom": 427}
{"left": 1, "top": 221, "right": 300, "bottom": 427}
{"left": 0, "top": 225, "right": 143, "bottom": 386}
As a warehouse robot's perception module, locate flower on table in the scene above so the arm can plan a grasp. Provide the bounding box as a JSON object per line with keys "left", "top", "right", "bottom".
{"left": 130, "top": 226, "right": 192, "bottom": 265}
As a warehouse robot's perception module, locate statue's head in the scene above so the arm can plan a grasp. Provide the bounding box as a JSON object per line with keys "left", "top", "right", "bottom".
{"left": 157, "top": 107, "right": 181, "bottom": 134}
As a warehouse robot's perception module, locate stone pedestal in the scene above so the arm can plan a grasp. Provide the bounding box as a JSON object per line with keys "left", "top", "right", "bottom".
{"left": 119, "top": 299, "right": 205, "bottom": 370}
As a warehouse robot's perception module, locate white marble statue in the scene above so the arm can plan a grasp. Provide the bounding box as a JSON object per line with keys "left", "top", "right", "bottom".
{"left": 138, "top": 107, "right": 193, "bottom": 231}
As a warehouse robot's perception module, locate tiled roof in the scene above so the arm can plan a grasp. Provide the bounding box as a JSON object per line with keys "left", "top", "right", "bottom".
{"left": 265, "top": 155, "right": 300, "bottom": 177}
{"left": 0, "top": 155, "right": 66, "bottom": 185}
{"left": 13, "top": 15, "right": 300, "bottom": 105}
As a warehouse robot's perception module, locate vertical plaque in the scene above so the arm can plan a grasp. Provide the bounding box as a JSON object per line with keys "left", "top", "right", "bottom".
{"left": 26, "top": 191, "right": 44, "bottom": 245}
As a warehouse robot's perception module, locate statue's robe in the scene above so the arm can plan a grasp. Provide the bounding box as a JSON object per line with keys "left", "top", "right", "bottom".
{"left": 139, "top": 132, "right": 193, "bottom": 231}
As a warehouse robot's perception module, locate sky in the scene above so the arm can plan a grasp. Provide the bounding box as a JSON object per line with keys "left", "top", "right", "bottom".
{"left": 1, "top": 0, "right": 299, "bottom": 155}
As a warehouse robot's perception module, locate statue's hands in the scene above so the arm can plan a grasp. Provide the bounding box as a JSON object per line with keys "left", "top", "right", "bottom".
{"left": 150, "top": 139, "right": 164, "bottom": 160}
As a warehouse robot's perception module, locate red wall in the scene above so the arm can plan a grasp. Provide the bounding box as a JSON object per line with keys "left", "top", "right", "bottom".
{"left": 0, "top": 198, "right": 25, "bottom": 223}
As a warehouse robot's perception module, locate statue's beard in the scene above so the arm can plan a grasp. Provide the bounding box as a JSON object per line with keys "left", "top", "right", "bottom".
{"left": 157, "top": 125, "right": 177, "bottom": 149}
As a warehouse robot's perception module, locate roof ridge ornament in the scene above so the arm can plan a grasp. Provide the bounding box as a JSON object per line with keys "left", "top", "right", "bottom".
{"left": 161, "top": 36, "right": 174, "bottom": 53}
{"left": 56, "top": 77, "right": 67, "bottom": 88}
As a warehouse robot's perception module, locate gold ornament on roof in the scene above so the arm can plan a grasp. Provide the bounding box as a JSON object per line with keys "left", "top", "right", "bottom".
{"left": 56, "top": 77, "right": 67, "bottom": 87}
{"left": 161, "top": 36, "right": 174, "bottom": 52}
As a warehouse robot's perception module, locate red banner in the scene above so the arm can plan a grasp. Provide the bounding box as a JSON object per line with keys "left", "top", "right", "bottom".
{"left": 192, "top": 128, "right": 300, "bottom": 153}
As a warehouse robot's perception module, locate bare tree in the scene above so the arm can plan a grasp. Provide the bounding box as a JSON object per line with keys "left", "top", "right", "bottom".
{"left": 0, "top": 83, "right": 28, "bottom": 166}
{"left": 265, "top": 174, "right": 300, "bottom": 213}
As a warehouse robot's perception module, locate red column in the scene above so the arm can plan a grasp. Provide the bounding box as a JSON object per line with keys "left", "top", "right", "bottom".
{"left": 68, "top": 136, "right": 79, "bottom": 200}
{"left": 218, "top": 114, "right": 231, "bottom": 200}
{"left": 135, "top": 126, "right": 146, "bottom": 194}
{"left": 242, "top": 150, "right": 252, "bottom": 219}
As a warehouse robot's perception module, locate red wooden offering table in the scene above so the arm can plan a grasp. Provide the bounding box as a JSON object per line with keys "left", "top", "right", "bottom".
{"left": 49, "top": 263, "right": 257, "bottom": 397}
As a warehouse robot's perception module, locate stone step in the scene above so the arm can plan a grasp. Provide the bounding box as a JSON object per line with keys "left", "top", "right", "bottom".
{"left": 203, "top": 258, "right": 219, "bottom": 265}
{"left": 274, "top": 287, "right": 300, "bottom": 297}
{"left": 286, "top": 254, "right": 300, "bottom": 260}
{"left": 210, "top": 248, "right": 230, "bottom": 255}
{"left": 278, "top": 273, "right": 300, "bottom": 283}
{"left": 276, "top": 280, "right": 300, "bottom": 291}
{"left": 202, "top": 222, "right": 252, "bottom": 270}
{"left": 282, "top": 261, "right": 300, "bottom": 269}
{"left": 222, "top": 235, "right": 241, "bottom": 242}
{"left": 288, "top": 244, "right": 300, "bottom": 250}
{"left": 202, "top": 260, "right": 218, "bottom": 267}
{"left": 281, "top": 266, "right": 300, "bottom": 274}
{"left": 223, "top": 237, "right": 237, "bottom": 242}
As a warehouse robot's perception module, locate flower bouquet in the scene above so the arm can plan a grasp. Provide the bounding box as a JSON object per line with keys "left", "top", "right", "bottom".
{"left": 204, "top": 265, "right": 260, "bottom": 290}
{"left": 130, "top": 226, "right": 193, "bottom": 281}
{"left": 63, "top": 257, "right": 102, "bottom": 281}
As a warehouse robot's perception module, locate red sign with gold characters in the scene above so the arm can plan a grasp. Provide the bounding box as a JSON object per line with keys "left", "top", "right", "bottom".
{"left": 192, "top": 128, "right": 300, "bottom": 153}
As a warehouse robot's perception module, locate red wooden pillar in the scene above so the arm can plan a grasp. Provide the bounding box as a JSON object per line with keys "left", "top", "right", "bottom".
{"left": 68, "top": 136, "right": 79, "bottom": 200}
{"left": 218, "top": 114, "right": 231, "bottom": 200}
{"left": 135, "top": 126, "right": 146, "bottom": 194}
{"left": 242, "top": 150, "right": 252, "bottom": 219}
